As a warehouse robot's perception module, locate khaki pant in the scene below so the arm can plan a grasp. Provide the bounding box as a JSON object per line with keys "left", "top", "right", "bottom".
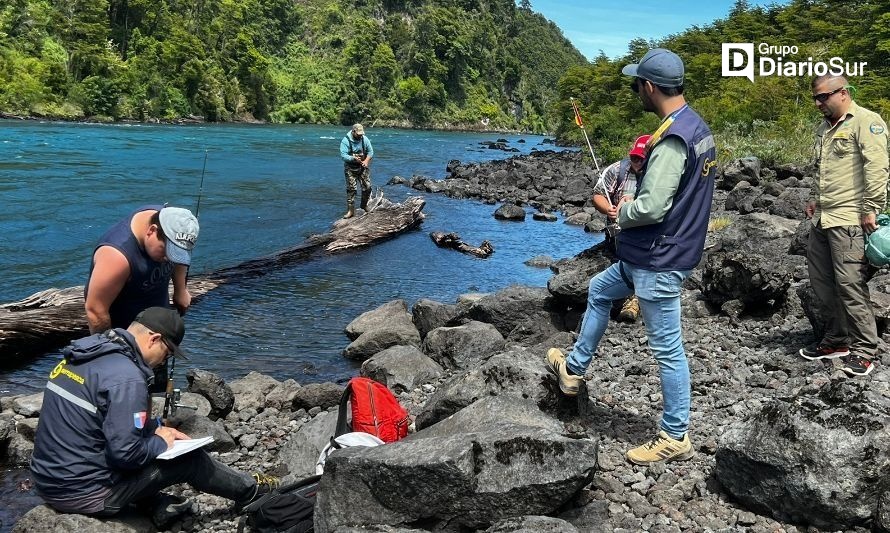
{"left": 344, "top": 164, "right": 371, "bottom": 206}
{"left": 807, "top": 222, "right": 877, "bottom": 357}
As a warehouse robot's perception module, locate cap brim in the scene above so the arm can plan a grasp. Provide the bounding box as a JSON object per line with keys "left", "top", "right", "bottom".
{"left": 622, "top": 64, "right": 639, "bottom": 77}
{"left": 168, "top": 341, "right": 189, "bottom": 360}
{"left": 165, "top": 242, "right": 191, "bottom": 266}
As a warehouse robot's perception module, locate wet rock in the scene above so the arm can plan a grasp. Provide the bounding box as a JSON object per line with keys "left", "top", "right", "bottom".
{"left": 6, "top": 432, "right": 34, "bottom": 465}
{"left": 525, "top": 255, "right": 555, "bottom": 268}
{"left": 533, "top": 211, "right": 558, "bottom": 222}
{"left": 14, "top": 418, "right": 39, "bottom": 440}
{"left": 494, "top": 203, "right": 526, "bottom": 221}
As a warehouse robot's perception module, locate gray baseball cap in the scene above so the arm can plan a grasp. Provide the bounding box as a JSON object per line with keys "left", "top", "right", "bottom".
{"left": 158, "top": 207, "right": 199, "bottom": 266}
{"left": 622, "top": 48, "right": 685, "bottom": 88}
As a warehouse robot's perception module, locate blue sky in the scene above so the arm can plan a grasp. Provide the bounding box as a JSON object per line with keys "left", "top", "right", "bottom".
{"left": 531, "top": 0, "right": 786, "bottom": 60}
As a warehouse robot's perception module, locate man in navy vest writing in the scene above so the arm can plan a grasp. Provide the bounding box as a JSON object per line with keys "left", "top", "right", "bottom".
{"left": 546, "top": 48, "right": 716, "bottom": 465}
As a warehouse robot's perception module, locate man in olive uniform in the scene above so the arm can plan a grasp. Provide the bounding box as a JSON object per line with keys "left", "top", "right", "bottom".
{"left": 799, "top": 74, "right": 889, "bottom": 377}
{"left": 339, "top": 123, "right": 374, "bottom": 219}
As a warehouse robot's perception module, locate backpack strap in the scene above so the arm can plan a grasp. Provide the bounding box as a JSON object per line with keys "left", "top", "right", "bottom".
{"left": 334, "top": 380, "right": 353, "bottom": 437}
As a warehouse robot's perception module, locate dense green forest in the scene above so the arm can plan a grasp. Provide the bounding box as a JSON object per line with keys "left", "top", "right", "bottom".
{"left": 0, "top": 0, "right": 586, "bottom": 131}
{"left": 558, "top": 0, "right": 890, "bottom": 165}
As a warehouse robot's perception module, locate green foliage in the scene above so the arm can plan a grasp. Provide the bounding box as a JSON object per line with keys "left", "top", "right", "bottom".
{"left": 0, "top": 0, "right": 586, "bottom": 127}
{"left": 555, "top": 0, "right": 890, "bottom": 165}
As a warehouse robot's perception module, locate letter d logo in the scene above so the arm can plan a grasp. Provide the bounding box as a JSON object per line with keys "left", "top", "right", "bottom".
{"left": 722, "top": 43, "right": 754, "bottom": 82}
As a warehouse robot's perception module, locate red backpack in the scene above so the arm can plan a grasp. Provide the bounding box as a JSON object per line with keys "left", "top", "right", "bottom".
{"left": 335, "top": 377, "right": 410, "bottom": 443}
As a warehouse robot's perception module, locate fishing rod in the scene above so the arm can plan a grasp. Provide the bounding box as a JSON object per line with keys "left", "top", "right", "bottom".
{"left": 162, "top": 150, "right": 207, "bottom": 421}
{"left": 570, "top": 97, "right": 601, "bottom": 173}
{"left": 195, "top": 149, "right": 208, "bottom": 219}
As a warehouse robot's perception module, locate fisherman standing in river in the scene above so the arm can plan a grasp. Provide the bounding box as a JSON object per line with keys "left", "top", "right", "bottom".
{"left": 339, "top": 123, "right": 374, "bottom": 219}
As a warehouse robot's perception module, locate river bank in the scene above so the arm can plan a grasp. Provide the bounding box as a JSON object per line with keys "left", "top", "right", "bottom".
{"left": 3, "top": 150, "right": 889, "bottom": 532}
{"left": 0, "top": 112, "right": 554, "bottom": 137}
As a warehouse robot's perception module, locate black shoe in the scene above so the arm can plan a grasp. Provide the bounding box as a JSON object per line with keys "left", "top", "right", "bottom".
{"left": 798, "top": 344, "right": 849, "bottom": 361}
{"left": 150, "top": 493, "right": 192, "bottom": 529}
{"left": 841, "top": 355, "right": 875, "bottom": 376}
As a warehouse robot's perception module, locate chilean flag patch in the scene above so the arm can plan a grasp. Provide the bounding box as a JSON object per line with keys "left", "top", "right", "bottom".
{"left": 133, "top": 411, "right": 147, "bottom": 429}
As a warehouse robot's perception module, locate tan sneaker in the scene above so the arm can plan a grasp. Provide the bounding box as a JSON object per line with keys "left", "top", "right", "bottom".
{"left": 618, "top": 295, "right": 640, "bottom": 322}
{"left": 545, "top": 348, "right": 583, "bottom": 396}
{"left": 626, "top": 431, "right": 694, "bottom": 465}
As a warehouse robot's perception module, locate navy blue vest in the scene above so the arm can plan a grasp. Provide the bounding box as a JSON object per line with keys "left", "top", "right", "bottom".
{"left": 617, "top": 106, "right": 717, "bottom": 271}
{"left": 85, "top": 205, "right": 173, "bottom": 328}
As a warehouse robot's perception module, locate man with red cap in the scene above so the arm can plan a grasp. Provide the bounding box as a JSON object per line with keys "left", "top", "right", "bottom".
{"left": 592, "top": 134, "right": 652, "bottom": 322}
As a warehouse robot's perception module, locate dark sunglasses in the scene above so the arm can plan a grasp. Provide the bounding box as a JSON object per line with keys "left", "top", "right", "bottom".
{"left": 812, "top": 87, "right": 843, "bottom": 103}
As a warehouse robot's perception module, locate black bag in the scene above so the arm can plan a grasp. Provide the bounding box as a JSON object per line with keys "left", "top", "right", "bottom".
{"left": 243, "top": 474, "right": 321, "bottom": 533}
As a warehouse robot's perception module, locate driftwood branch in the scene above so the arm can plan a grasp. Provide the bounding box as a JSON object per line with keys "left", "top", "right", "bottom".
{"left": 429, "top": 231, "right": 494, "bottom": 258}
{"left": 0, "top": 194, "right": 425, "bottom": 368}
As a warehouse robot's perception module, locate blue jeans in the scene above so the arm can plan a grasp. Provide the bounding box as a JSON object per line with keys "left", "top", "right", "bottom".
{"left": 566, "top": 261, "right": 692, "bottom": 439}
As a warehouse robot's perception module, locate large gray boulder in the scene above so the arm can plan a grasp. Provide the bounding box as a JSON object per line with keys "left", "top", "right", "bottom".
{"left": 719, "top": 156, "right": 761, "bottom": 189}
{"left": 416, "top": 346, "right": 563, "bottom": 429}
{"left": 421, "top": 321, "right": 505, "bottom": 370}
{"left": 314, "top": 396, "right": 598, "bottom": 533}
{"left": 185, "top": 369, "right": 234, "bottom": 420}
{"left": 292, "top": 383, "right": 345, "bottom": 411}
{"left": 715, "top": 379, "right": 890, "bottom": 530}
{"left": 13, "top": 505, "right": 153, "bottom": 533}
{"left": 229, "top": 371, "right": 281, "bottom": 412}
{"left": 701, "top": 213, "right": 800, "bottom": 311}
{"left": 411, "top": 299, "right": 459, "bottom": 339}
{"left": 12, "top": 393, "right": 43, "bottom": 417}
{"left": 343, "top": 300, "right": 422, "bottom": 360}
{"left": 277, "top": 409, "right": 338, "bottom": 479}
{"left": 361, "top": 346, "right": 443, "bottom": 393}
{"left": 345, "top": 300, "right": 412, "bottom": 341}
{"left": 342, "top": 323, "right": 422, "bottom": 361}
{"left": 493, "top": 203, "right": 526, "bottom": 221}
{"left": 170, "top": 414, "right": 236, "bottom": 453}
{"left": 547, "top": 243, "right": 613, "bottom": 307}
{"left": 452, "top": 285, "right": 564, "bottom": 338}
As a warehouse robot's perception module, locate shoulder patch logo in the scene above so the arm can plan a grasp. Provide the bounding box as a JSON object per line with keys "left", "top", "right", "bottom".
{"left": 870, "top": 123, "right": 885, "bottom": 135}
{"left": 133, "top": 411, "right": 147, "bottom": 429}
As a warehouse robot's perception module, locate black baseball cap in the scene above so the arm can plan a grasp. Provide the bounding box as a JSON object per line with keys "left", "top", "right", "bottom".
{"left": 134, "top": 307, "right": 188, "bottom": 359}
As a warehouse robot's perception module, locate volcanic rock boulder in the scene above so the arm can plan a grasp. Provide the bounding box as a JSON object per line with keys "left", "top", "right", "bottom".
{"left": 314, "top": 395, "right": 598, "bottom": 533}
{"left": 715, "top": 379, "right": 890, "bottom": 530}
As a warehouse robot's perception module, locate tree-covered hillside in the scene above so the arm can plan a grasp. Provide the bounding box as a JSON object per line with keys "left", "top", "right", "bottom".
{"left": 0, "top": 0, "right": 587, "bottom": 131}
{"left": 557, "top": 0, "right": 890, "bottom": 165}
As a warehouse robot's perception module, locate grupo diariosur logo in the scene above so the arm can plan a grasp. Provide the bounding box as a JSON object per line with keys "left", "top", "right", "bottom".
{"left": 722, "top": 43, "right": 867, "bottom": 82}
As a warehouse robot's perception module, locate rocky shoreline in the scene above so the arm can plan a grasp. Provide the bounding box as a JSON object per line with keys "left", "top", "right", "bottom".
{"left": 3, "top": 151, "right": 890, "bottom": 532}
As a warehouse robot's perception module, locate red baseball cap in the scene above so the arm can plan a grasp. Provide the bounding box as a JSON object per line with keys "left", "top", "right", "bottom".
{"left": 629, "top": 135, "right": 652, "bottom": 159}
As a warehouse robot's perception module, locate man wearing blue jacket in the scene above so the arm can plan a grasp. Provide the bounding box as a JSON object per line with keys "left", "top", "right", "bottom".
{"left": 546, "top": 48, "right": 716, "bottom": 465}
{"left": 31, "top": 307, "right": 275, "bottom": 525}
{"left": 339, "top": 123, "right": 374, "bottom": 219}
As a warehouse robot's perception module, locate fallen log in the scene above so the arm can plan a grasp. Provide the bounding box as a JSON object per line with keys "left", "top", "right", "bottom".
{"left": 0, "top": 194, "right": 425, "bottom": 368}
{"left": 429, "top": 231, "right": 494, "bottom": 258}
